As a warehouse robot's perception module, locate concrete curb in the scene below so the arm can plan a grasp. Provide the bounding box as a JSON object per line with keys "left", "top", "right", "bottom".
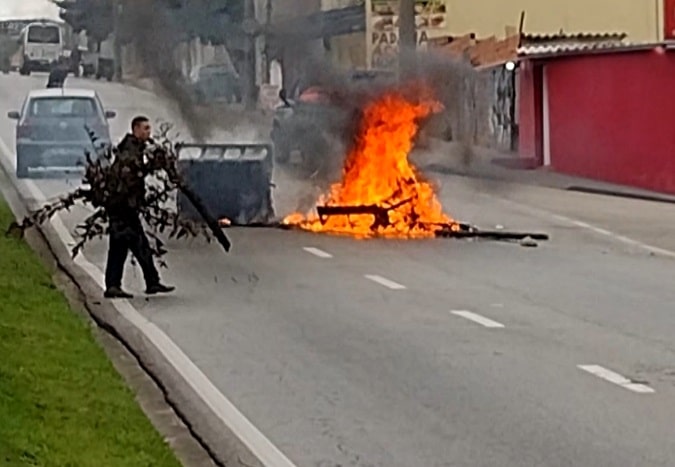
{"left": 422, "top": 162, "right": 675, "bottom": 205}
{"left": 564, "top": 186, "right": 675, "bottom": 205}
{"left": 0, "top": 153, "right": 264, "bottom": 467}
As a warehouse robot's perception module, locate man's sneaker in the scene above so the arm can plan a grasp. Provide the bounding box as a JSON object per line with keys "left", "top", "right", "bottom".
{"left": 146, "top": 283, "right": 176, "bottom": 295}
{"left": 104, "top": 287, "right": 134, "bottom": 299}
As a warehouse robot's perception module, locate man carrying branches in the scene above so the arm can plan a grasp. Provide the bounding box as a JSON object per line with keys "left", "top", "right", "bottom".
{"left": 104, "top": 116, "right": 175, "bottom": 299}
{"left": 9, "top": 116, "right": 232, "bottom": 300}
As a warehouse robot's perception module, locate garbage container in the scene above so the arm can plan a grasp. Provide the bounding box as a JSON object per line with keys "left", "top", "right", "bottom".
{"left": 176, "top": 143, "right": 275, "bottom": 225}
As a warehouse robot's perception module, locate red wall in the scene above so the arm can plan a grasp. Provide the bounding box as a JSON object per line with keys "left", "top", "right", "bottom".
{"left": 666, "top": 0, "right": 675, "bottom": 39}
{"left": 517, "top": 61, "right": 543, "bottom": 163}
{"left": 545, "top": 50, "right": 675, "bottom": 194}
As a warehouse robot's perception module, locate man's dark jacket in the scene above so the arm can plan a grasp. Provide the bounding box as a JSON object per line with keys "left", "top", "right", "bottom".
{"left": 105, "top": 134, "right": 147, "bottom": 220}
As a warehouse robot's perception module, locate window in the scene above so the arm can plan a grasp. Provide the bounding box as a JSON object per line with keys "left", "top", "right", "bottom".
{"left": 26, "top": 26, "right": 60, "bottom": 44}
{"left": 29, "top": 98, "right": 99, "bottom": 118}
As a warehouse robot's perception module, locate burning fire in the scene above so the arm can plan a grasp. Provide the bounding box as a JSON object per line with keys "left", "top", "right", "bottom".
{"left": 284, "top": 86, "right": 458, "bottom": 238}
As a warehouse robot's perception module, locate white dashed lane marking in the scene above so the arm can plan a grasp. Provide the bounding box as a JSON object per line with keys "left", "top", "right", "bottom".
{"left": 495, "top": 197, "right": 675, "bottom": 260}
{"left": 578, "top": 365, "right": 655, "bottom": 394}
{"left": 451, "top": 310, "right": 505, "bottom": 328}
{"left": 302, "top": 247, "right": 333, "bottom": 259}
{"left": 364, "top": 275, "right": 407, "bottom": 290}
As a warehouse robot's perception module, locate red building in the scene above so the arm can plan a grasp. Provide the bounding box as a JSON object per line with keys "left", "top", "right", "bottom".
{"left": 517, "top": 43, "right": 675, "bottom": 195}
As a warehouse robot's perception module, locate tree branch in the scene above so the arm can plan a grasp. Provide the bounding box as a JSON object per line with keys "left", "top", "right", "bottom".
{"left": 7, "top": 123, "right": 231, "bottom": 266}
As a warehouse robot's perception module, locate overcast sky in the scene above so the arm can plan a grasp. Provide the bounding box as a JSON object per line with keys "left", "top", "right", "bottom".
{"left": 0, "top": 0, "right": 60, "bottom": 21}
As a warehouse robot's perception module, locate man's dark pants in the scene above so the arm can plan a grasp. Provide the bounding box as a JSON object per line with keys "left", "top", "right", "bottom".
{"left": 105, "top": 214, "right": 160, "bottom": 290}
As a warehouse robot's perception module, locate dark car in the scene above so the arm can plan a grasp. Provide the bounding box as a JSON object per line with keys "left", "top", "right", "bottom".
{"left": 271, "top": 69, "right": 396, "bottom": 175}
{"left": 271, "top": 86, "right": 347, "bottom": 172}
{"left": 7, "top": 88, "right": 116, "bottom": 178}
{"left": 188, "top": 64, "right": 242, "bottom": 104}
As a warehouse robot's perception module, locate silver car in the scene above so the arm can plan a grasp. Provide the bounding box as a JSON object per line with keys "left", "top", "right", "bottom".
{"left": 7, "top": 88, "right": 116, "bottom": 178}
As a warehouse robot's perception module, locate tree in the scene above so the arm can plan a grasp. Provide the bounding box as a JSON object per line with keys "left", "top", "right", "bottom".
{"left": 161, "top": 0, "right": 245, "bottom": 45}
{"left": 55, "top": 0, "right": 244, "bottom": 46}
{"left": 53, "top": 0, "right": 114, "bottom": 44}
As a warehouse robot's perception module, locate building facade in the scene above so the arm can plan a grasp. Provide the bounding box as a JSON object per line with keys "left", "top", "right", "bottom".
{"left": 518, "top": 46, "right": 675, "bottom": 194}
{"left": 444, "top": 0, "right": 665, "bottom": 42}
{"left": 356, "top": 0, "right": 668, "bottom": 70}
{"left": 321, "top": 0, "right": 367, "bottom": 70}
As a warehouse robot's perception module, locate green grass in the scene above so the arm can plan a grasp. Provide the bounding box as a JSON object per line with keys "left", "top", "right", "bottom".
{"left": 0, "top": 198, "right": 181, "bottom": 467}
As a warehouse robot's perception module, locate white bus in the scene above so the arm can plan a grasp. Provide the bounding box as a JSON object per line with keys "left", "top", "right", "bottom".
{"left": 17, "top": 21, "right": 66, "bottom": 75}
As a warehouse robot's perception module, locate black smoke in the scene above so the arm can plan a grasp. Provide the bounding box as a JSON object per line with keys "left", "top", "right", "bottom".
{"left": 118, "top": 1, "right": 211, "bottom": 141}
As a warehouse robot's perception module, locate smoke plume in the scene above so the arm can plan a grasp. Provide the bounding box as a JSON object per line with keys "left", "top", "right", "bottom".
{"left": 273, "top": 48, "right": 482, "bottom": 182}
{"left": 120, "top": 2, "right": 211, "bottom": 141}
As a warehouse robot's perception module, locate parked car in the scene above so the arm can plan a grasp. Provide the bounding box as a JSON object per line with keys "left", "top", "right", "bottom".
{"left": 188, "top": 64, "right": 241, "bottom": 104}
{"left": 17, "top": 21, "right": 65, "bottom": 75}
{"left": 271, "top": 69, "right": 396, "bottom": 175}
{"left": 7, "top": 88, "right": 116, "bottom": 178}
{"left": 79, "top": 50, "right": 98, "bottom": 77}
{"left": 271, "top": 86, "right": 348, "bottom": 173}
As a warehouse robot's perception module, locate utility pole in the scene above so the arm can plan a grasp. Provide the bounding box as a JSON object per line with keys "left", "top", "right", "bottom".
{"left": 243, "top": 0, "right": 257, "bottom": 109}
{"left": 264, "top": 0, "right": 272, "bottom": 83}
{"left": 398, "top": 0, "right": 416, "bottom": 80}
{"left": 112, "top": 0, "right": 123, "bottom": 81}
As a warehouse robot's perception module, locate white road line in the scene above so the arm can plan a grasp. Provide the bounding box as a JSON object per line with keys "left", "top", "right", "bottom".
{"left": 0, "top": 138, "right": 47, "bottom": 211}
{"left": 302, "top": 247, "right": 333, "bottom": 259}
{"left": 569, "top": 220, "right": 613, "bottom": 236}
{"left": 364, "top": 274, "right": 407, "bottom": 290}
{"left": 451, "top": 310, "right": 505, "bottom": 328}
{"left": 496, "top": 197, "right": 675, "bottom": 260}
{"left": 577, "top": 365, "right": 655, "bottom": 394}
{"left": 0, "top": 138, "right": 12, "bottom": 160}
{"left": 0, "top": 135, "right": 298, "bottom": 467}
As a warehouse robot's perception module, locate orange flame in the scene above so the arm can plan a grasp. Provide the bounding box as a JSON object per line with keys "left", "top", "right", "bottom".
{"left": 284, "top": 86, "right": 456, "bottom": 238}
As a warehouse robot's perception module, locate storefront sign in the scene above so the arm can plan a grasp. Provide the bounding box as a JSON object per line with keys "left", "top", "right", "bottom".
{"left": 366, "top": 0, "right": 448, "bottom": 69}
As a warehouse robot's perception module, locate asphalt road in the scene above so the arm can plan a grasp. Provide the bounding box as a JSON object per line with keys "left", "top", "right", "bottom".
{"left": 2, "top": 72, "right": 675, "bottom": 467}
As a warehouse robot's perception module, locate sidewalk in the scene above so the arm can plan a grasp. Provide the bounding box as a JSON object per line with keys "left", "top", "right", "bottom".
{"left": 412, "top": 138, "right": 675, "bottom": 205}
{"left": 411, "top": 139, "right": 675, "bottom": 255}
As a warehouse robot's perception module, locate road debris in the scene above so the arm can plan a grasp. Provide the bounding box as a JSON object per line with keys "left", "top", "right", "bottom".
{"left": 519, "top": 236, "right": 539, "bottom": 248}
